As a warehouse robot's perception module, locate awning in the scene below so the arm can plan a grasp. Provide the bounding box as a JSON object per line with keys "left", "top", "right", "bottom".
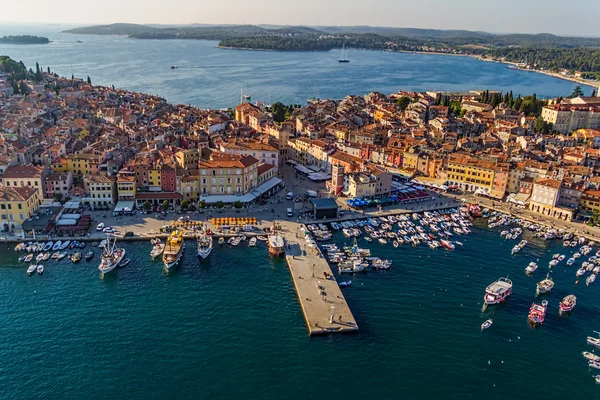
{"left": 201, "top": 193, "right": 255, "bottom": 204}
{"left": 252, "top": 177, "right": 282, "bottom": 197}
{"left": 294, "top": 165, "right": 311, "bottom": 174}
{"left": 308, "top": 172, "right": 331, "bottom": 181}
{"left": 489, "top": 190, "right": 505, "bottom": 199}
{"left": 114, "top": 200, "right": 135, "bottom": 212}
{"left": 63, "top": 201, "right": 81, "bottom": 209}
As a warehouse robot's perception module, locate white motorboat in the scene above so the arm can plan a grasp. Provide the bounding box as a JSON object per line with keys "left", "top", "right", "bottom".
{"left": 37, "top": 265, "right": 44, "bottom": 275}
{"left": 98, "top": 235, "right": 126, "bottom": 274}
{"left": 484, "top": 277, "right": 513, "bottom": 305}
{"left": 338, "top": 281, "right": 352, "bottom": 288}
{"left": 577, "top": 267, "right": 586, "bottom": 277}
{"left": 256, "top": 236, "right": 268, "bottom": 241}
{"left": 481, "top": 319, "right": 493, "bottom": 330}
{"left": 98, "top": 240, "right": 107, "bottom": 249}
{"left": 150, "top": 240, "right": 165, "bottom": 259}
{"left": 43, "top": 241, "right": 53, "bottom": 252}
{"left": 197, "top": 228, "right": 213, "bottom": 259}
{"left": 57, "top": 252, "right": 67, "bottom": 260}
{"left": 583, "top": 352, "right": 600, "bottom": 362}
{"left": 27, "top": 264, "right": 36, "bottom": 276}
{"left": 536, "top": 273, "right": 554, "bottom": 295}
{"left": 587, "top": 334, "right": 600, "bottom": 349}
{"left": 248, "top": 237, "right": 257, "bottom": 247}
{"left": 587, "top": 274, "right": 597, "bottom": 286}
{"left": 548, "top": 259, "right": 559, "bottom": 268}
{"left": 525, "top": 262, "right": 538, "bottom": 275}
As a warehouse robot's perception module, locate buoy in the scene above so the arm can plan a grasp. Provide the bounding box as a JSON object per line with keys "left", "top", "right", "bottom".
{"left": 576, "top": 280, "right": 579, "bottom": 285}
{"left": 517, "top": 336, "right": 520, "bottom": 339}
{"left": 488, "top": 360, "right": 491, "bottom": 365}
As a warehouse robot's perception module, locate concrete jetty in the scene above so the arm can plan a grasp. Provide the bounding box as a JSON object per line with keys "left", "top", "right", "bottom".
{"left": 285, "top": 237, "right": 358, "bottom": 336}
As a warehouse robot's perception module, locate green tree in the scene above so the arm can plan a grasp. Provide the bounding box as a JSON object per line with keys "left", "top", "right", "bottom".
{"left": 53, "top": 193, "right": 63, "bottom": 202}
{"left": 569, "top": 86, "right": 584, "bottom": 98}
{"left": 395, "top": 96, "right": 410, "bottom": 111}
{"left": 46, "top": 66, "right": 50, "bottom": 74}
{"left": 199, "top": 200, "right": 206, "bottom": 209}
{"left": 233, "top": 200, "right": 242, "bottom": 209}
{"left": 592, "top": 210, "right": 599, "bottom": 226}
{"left": 87, "top": 75, "right": 91, "bottom": 85}
{"left": 270, "top": 102, "right": 288, "bottom": 122}
{"left": 34, "top": 62, "right": 41, "bottom": 81}
{"left": 71, "top": 73, "right": 74, "bottom": 80}
{"left": 534, "top": 116, "right": 545, "bottom": 133}
{"left": 142, "top": 200, "right": 151, "bottom": 212}
{"left": 180, "top": 199, "right": 189, "bottom": 210}
{"left": 215, "top": 201, "right": 224, "bottom": 210}
{"left": 161, "top": 200, "right": 170, "bottom": 211}
{"left": 18, "top": 81, "right": 27, "bottom": 95}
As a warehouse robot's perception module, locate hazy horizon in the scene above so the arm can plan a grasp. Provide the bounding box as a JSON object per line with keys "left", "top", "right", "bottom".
{"left": 1, "top": 0, "right": 599, "bottom": 37}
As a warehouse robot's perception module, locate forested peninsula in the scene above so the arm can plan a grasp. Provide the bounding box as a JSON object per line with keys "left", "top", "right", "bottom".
{"left": 0, "top": 35, "right": 50, "bottom": 44}
{"left": 64, "top": 24, "right": 600, "bottom": 78}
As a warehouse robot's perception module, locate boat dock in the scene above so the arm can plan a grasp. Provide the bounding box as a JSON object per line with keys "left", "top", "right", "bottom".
{"left": 285, "top": 238, "right": 358, "bottom": 336}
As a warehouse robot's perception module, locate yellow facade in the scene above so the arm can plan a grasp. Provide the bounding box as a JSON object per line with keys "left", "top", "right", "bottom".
{"left": 148, "top": 169, "right": 162, "bottom": 188}
{"left": 0, "top": 187, "right": 41, "bottom": 227}
{"left": 117, "top": 178, "right": 136, "bottom": 200}
{"left": 66, "top": 154, "right": 96, "bottom": 176}
{"left": 446, "top": 156, "right": 496, "bottom": 191}
{"left": 51, "top": 158, "right": 69, "bottom": 174}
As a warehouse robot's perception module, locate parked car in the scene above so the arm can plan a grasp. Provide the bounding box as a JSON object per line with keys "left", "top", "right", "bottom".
{"left": 103, "top": 227, "right": 115, "bottom": 233}
{"left": 96, "top": 223, "right": 105, "bottom": 231}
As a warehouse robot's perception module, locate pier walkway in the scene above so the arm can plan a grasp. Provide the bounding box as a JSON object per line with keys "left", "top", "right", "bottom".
{"left": 284, "top": 233, "right": 358, "bottom": 336}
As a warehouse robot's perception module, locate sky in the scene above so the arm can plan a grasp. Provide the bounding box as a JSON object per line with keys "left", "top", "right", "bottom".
{"left": 1, "top": 0, "right": 599, "bottom": 37}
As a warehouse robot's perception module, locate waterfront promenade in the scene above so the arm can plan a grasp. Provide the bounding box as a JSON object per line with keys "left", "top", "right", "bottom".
{"left": 284, "top": 235, "right": 358, "bottom": 335}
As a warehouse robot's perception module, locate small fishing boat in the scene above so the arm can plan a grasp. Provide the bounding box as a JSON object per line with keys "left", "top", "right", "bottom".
{"left": 256, "top": 236, "right": 268, "bottom": 241}
{"left": 583, "top": 352, "right": 600, "bottom": 362}
{"left": 57, "top": 252, "right": 67, "bottom": 260}
{"left": 481, "top": 319, "right": 493, "bottom": 331}
{"left": 364, "top": 236, "right": 372, "bottom": 242}
{"left": 85, "top": 251, "right": 94, "bottom": 261}
{"left": 37, "top": 265, "right": 44, "bottom": 275}
{"left": 378, "top": 238, "right": 387, "bottom": 245}
{"left": 24, "top": 253, "right": 33, "bottom": 263}
{"left": 587, "top": 274, "right": 597, "bottom": 286}
{"left": 590, "top": 361, "right": 600, "bottom": 370}
{"left": 339, "top": 281, "right": 352, "bottom": 288}
{"left": 525, "top": 261, "right": 538, "bottom": 275}
{"left": 71, "top": 252, "right": 82, "bottom": 263}
{"left": 440, "top": 239, "right": 455, "bottom": 250}
{"left": 595, "top": 375, "right": 600, "bottom": 384}
{"left": 52, "top": 241, "right": 62, "bottom": 251}
{"left": 36, "top": 253, "right": 44, "bottom": 263}
{"left": 528, "top": 300, "right": 548, "bottom": 326}
{"left": 249, "top": 237, "right": 257, "bottom": 247}
{"left": 536, "top": 274, "right": 554, "bottom": 295}
{"left": 43, "top": 241, "right": 53, "bottom": 252}
{"left": 27, "top": 264, "right": 36, "bottom": 276}
{"left": 218, "top": 237, "right": 225, "bottom": 245}
{"left": 559, "top": 294, "right": 576, "bottom": 314}
{"left": 587, "top": 334, "right": 600, "bottom": 349}
{"left": 42, "top": 252, "right": 50, "bottom": 261}
{"left": 392, "top": 240, "right": 399, "bottom": 248}
{"left": 150, "top": 239, "right": 165, "bottom": 259}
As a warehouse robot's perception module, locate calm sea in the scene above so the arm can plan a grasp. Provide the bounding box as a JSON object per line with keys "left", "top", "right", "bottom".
{"left": 0, "top": 23, "right": 594, "bottom": 109}
{"left": 0, "top": 222, "right": 599, "bottom": 399}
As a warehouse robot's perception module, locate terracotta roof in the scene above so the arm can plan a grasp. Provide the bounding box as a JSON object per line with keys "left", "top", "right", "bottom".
{"left": 0, "top": 186, "right": 37, "bottom": 201}
{"left": 3, "top": 164, "right": 45, "bottom": 179}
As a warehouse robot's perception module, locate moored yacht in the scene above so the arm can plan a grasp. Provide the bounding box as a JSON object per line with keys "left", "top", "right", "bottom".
{"left": 98, "top": 235, "right": 126, "bottom": 274}
{"left": 268, "top": 232, "right": 285, "bottom": 256}
{"left": 536, "top": 273, "right": 554, "bottom": 295}
{"left": 163, "top": 230, "right": 184, "bottom": 269}
{"left": 528, "top": 300, "right": 548, "bottom": 326}
{"left": 559, "top": 294, "right": 576, "bottom": 314}
{"left": 197, "top": 227, "right": 213, "bottom": 259}
{"left": 484, "top": 277, "right": 513, "bottom": 305}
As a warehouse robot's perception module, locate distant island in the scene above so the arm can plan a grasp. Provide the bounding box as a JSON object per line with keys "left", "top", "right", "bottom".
{"left": 64, "top": 23, "right": 600, "bottom": 79}
{"left": 0, "top": 35, "right": 50, "bottom": 44}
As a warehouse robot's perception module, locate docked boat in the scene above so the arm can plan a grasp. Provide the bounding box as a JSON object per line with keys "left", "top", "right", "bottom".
{"left": 71, "top": 252, "right": 82, "bottom": 263}
{"left": 587, "top": 274, "right": 597, "bottom": 286}
{"left": 587, "top": 334, "right": 600, "bottom": 349}
{"left": 43, "top": 241, "right": 53, "bottom": 252}
{"left": 248, "top": 237, "right": 257, "bottom": 247}
{"left": 97, "top": 240, "right": 106, "bottom": 250}
{"left": 536, "top": 273, "right": 554, "bottom": 295}
{"left": 440, "top": 239, "right": 455, "bottom": 250}
{"left": 98, "top": 235, "right": 126, "bottom": 274}
{"left": 42, "top": 252, "right": 50, "bottom": 261}
{"left": 256, "top": 236, "right": 268, "bottom": 241}
{"left": 590, "top": 361, "right": 600, "bottom": 370}
{"left": 85, "top": 251, "right": 94, "bottom": 261}
{"left": 559, "top": 294, "right": 576, "bottom": 314}
{"left": 24, "top": 253, "right": 33, "bottom": 263}
{"left": 583, "top": 352, "right": 600, "bottom": 362}
{"left": 52, "top": 241, "right": 62, "bottom": 251}
{"left": 339, "top": 281, "right": 352, "bottom": 288}
{"left": 150, "top": 240, "right": 165, "bottom": 259}
{"left": 56, "top": 252, "right": 67, "bottom": 260}
{"left": 197, "top": 228, "right": 213, "bottom": 259}
{"left": 481, "top": 319, "right": 493, "bottom": 330}
{"left": 268, "top": 233, "right": 285, "bottom": 256}
{"left": 525, "top": 261, "right": 538, "bottom": 275}
{"left": 27, "top": 264, "right": 36, "bottom": 276}
{"left": 528, "top": 300, "right": 548, "bottom": 325}
{"left": 218, "top": 237, "right": 225, "bottom": 245}
{"left": 484, "top": 277, "right": 513, "bottom": 305}
{"left": 37, "top": 265, "right": 44, "bottom": 275}
{"left": 163, "top": 230, "right": 184, "bottom": 269}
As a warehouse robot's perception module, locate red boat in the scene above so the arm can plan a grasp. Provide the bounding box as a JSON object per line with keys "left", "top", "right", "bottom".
{"left": 467, "top": 204, "right": 482, "bottom": 218}
{"left": 528, "top": 300, "right": 548, "bottom": 326}
{"left": 440, "top": 239, "right": 455, "bottom": 251}
{"left": 559, "top": 295, "right": 576, "bottom": 314}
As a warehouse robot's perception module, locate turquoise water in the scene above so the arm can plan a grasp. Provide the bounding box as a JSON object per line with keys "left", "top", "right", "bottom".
{"left": 1, "top": 222, "right": 600, "bottom": 399}
{"left": 0, "top": 24, "right": 594, "bottom": 109}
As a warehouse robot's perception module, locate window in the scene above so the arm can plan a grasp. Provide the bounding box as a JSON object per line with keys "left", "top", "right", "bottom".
{"left": 18, "top": 204, "right": 22, "bottom": 210}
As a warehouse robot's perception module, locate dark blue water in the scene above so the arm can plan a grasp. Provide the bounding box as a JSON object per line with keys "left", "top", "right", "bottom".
{"left": 0, "top": 23, "right": 593, "bottom": 109}
{"left": 1, "top": 221, "right": 600, "bottom": 399}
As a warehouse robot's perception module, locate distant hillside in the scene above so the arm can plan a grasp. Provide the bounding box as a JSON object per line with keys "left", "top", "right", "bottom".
{"left": 64, "top": 23, "right": 157, "bottom": 35}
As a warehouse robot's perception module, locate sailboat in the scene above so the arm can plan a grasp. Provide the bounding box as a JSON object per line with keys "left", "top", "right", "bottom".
{"left": 339, "top": 43, "right": 350, "bottom": 63}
